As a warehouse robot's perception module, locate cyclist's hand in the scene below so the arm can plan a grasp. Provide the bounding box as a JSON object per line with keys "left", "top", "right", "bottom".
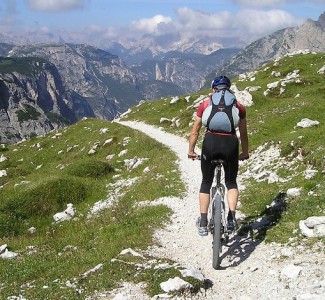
{"left": 188, "top": 152, "right": 198, "bottom": 160}
{"left": 239, "top": 152, "right": 249, "bottom": 161}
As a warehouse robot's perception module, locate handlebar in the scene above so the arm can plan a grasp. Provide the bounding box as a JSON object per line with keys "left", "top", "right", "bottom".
{"left": 189, "top": 154, "right": 249, "bottom": 161}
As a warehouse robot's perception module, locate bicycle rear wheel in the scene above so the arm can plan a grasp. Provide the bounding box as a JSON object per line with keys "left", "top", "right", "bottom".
{"left": 212, "top": 194, "right": 222, "bottom": 269}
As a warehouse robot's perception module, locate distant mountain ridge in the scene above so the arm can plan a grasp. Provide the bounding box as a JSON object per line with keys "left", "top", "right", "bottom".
{"left": 211, "top": 11, "right": 325, "bottom": 82}
{"left": 0, "top": 42, "right": 238, "bottom": 117}
{"left": 1, "top": 11, "right": 325, "bottom": 143}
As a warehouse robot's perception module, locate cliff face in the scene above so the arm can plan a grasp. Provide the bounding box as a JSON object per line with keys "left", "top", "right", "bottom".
{"left": 7, "top": 44, "right": 140, "bottom": 120}
{"left": 0, "top": 57, "right": 94, "bottom": 143}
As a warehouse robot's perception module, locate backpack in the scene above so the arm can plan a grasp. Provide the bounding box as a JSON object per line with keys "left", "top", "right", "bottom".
{"left": 201, "top": 89, "right": 239, "bottom": 134}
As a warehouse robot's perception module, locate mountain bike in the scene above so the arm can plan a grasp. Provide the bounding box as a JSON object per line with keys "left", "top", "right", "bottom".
{"left": 209, "top": 158, "right": 229, "bottom": 269}
{"left": 196, "top": 156, "right": 229, "bottom": 269}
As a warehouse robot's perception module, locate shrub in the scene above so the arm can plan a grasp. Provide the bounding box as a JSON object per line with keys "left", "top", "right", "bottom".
{"left": 65, "top": 159, "right": 114, "bottom": 179}
{"left": 0, "top": 177, "right": 86, "bottom": 237}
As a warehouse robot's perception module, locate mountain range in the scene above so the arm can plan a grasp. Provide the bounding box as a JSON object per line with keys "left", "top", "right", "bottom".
{"left": 0, "top": 11, "right": 324, "bottom": 143}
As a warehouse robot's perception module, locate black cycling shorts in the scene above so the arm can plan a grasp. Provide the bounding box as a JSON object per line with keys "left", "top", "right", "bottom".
{"left": 200, "top": 132, "right": 239, "bottom": 194}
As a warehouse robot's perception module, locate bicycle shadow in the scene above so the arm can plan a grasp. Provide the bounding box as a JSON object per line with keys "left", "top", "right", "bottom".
{"left": 218, "top": 192, "right": 287, "bottom": 269}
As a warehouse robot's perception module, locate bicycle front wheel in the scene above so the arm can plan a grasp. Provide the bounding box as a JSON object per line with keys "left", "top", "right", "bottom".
{"left": 212, "top": 194, "right": 222, "bottom": 270}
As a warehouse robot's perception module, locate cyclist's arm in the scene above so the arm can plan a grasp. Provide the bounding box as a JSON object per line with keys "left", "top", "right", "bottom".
{"left": 188, "top": 116, "right": 202, "bottom": 159}
{"left": 238, "top": 117, "right": 249, "bottom": 160}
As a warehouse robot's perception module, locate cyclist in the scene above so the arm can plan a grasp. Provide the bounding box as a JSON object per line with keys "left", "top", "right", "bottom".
{"left": 188, "top": 75, "right": 249, "bottom": 236}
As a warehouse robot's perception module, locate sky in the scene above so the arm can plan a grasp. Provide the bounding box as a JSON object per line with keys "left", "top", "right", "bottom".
{"left": 0, "top": 0, "right": 325, "bottom": 45}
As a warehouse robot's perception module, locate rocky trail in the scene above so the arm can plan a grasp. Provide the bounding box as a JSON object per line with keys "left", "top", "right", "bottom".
{"left": 107, "top": 121, "right": 325, "bottom": 300}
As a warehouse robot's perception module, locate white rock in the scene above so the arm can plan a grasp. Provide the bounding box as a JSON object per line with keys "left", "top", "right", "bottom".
{"left": 180, "top": 266, "right": 204, "bottom": 281}
{"left": 280, "top": 264, "right": 302, "bottom": 280}
{"left": 119, "top": 248, "right": 144, "bottom": 257}
{"left": 36, "top": 164, "right": 43, "bottom": 170}
{"left": 82, "top": 263, "right": 103, "bottom": 278}
{"left": 99, "top": 128, "right": 109, "bottom": 134}
{"left": 160, "top": 117, "right": 171, "bottom": 123}
{"left": 304, "top": 216, "right": 325, "bottom": 228}
{"left": 88, "top": 149, "right": 96, "bottom": 155}
{"left": 106, "top": 154, "right": 115, "bottom": 160}
{"left": 271, "top": 71, "right": 281, "bottom": 77}
{"left": 267, "top": 81, "right": 279, "bottom": 89}
{"left": 305, "top": 169, "right": 318, "bottom": 179}
{"left": 53, "top": 203, "right": 76, "bottom": 223}
{"left": 296, "top": 118, "right": 320, "bottom": 128}
{"left": 170, "top": 96, "right": 179, "bottom": 104}
{"left": 299, "top": 220, "right": 314, "bottom": 237}
{"left": 0, "top": 155, "right": 8, "bottom": 162}
{"left": 103, "top": 138, "right": 113, "bottom": 146}
{"left": 287, "top": 188, "right": 301, "bottom": 197}
{"left": 28, "top": 227, "right": 36, "bottom": 234}
{"left": 246, "top": 86, "right": 261, "bottom": 92}
{"left": 143, "top": 166, "right": 150, "bottom": 173}
{"left": 268, "top": 172, "right": 279, "bottom": 183}
{"left": 314, "top": 224, "right": 325, "bottom": 238}
{"left": 231, "top": 84, "right": 254, "bottom": 106}
{"left": 160, "top": 277, "right": 192, "bottom": 292}
{"left": 0, "top": 170, "right": 7, "bottom": 177}
{"left": 317, "top": 65, "right": 325, "bottom": 74}
{"left": 118, "top": 149, "right": 128, "bottom": 157}
{"left": 124, "top": 157, "right": 148, "bottom": 170}
{"left": 0, "top": 249, "right": 18, "bottom": 259}
{"left": 0, "top": 244, "right": 8, "bottom": 253}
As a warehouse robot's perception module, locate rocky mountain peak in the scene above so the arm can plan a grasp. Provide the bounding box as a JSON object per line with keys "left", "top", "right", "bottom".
{"left": 318, "top": 11, "right": 325, "bottom": 27}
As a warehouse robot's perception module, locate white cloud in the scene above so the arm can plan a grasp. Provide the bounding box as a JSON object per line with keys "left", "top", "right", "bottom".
{"left": 27, "top": 0, "right": 85, "bottom": 12}
{"left": 1, "top": 4, "right": 309, "bottom": 48}
{"left": 234, "top": 9, "right": 303, "bottom": 36}
{"left": 55, "top": 7, "right": 304, "bottom": 46}
{"left": 165, "top": 7, "right": 302, "bottom": 40}
{"left": 130, "top": 15, "right": 172, "bottom": 34}
{"left": 176, "top": 7, "right": 232, "bottom": 32}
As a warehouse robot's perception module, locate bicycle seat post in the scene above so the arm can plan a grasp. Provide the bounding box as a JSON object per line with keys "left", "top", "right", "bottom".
{"left": 211, "top": 159, "right": 225, "bottom": 188}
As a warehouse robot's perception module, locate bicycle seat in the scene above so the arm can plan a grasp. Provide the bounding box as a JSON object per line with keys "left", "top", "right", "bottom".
{"left": 211, "top": 159, "right": 225, "bottom": 166}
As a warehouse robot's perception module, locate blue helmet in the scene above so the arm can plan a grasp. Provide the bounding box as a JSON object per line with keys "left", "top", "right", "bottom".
{"left": 211, "top": 75, "right": 231, "bottom": 89}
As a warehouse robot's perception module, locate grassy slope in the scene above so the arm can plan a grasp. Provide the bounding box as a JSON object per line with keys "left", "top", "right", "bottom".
{"left": 0, "top": 118, "right": 187, "bottom": 299}
{"left": 0, "top": 53, "right": 324, "bottom": 299}
{"left": 123, "top": 52, "right": 325, "bottom": 244}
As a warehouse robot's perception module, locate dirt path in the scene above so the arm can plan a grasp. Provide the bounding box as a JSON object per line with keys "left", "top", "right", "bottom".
{"left": 115, "top": 121, "right": 325, "bottom": 300}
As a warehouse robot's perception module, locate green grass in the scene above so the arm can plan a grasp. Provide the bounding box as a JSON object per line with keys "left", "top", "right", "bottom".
{"left": 1, "top": 52, "right": 325, "bottom": 299}
{"left": 0, "top": 118, "right": 187, "bottom": 299}
{"left": 122, "top": 52, "right": 325, "bottom": 244}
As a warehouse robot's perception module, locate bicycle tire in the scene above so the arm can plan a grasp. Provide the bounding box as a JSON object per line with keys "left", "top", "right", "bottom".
{"left": 212, "top": 194, "right": 222, "bottom": 270}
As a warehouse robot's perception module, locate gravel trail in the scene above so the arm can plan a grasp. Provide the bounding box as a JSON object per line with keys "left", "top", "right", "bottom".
{"left": 115, "top": 120, "right": 325, "bottom": 300}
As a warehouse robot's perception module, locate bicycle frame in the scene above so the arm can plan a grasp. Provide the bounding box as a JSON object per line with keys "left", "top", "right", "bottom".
{"left": 209, "top": 159, "right": 228, "bottom": 269}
